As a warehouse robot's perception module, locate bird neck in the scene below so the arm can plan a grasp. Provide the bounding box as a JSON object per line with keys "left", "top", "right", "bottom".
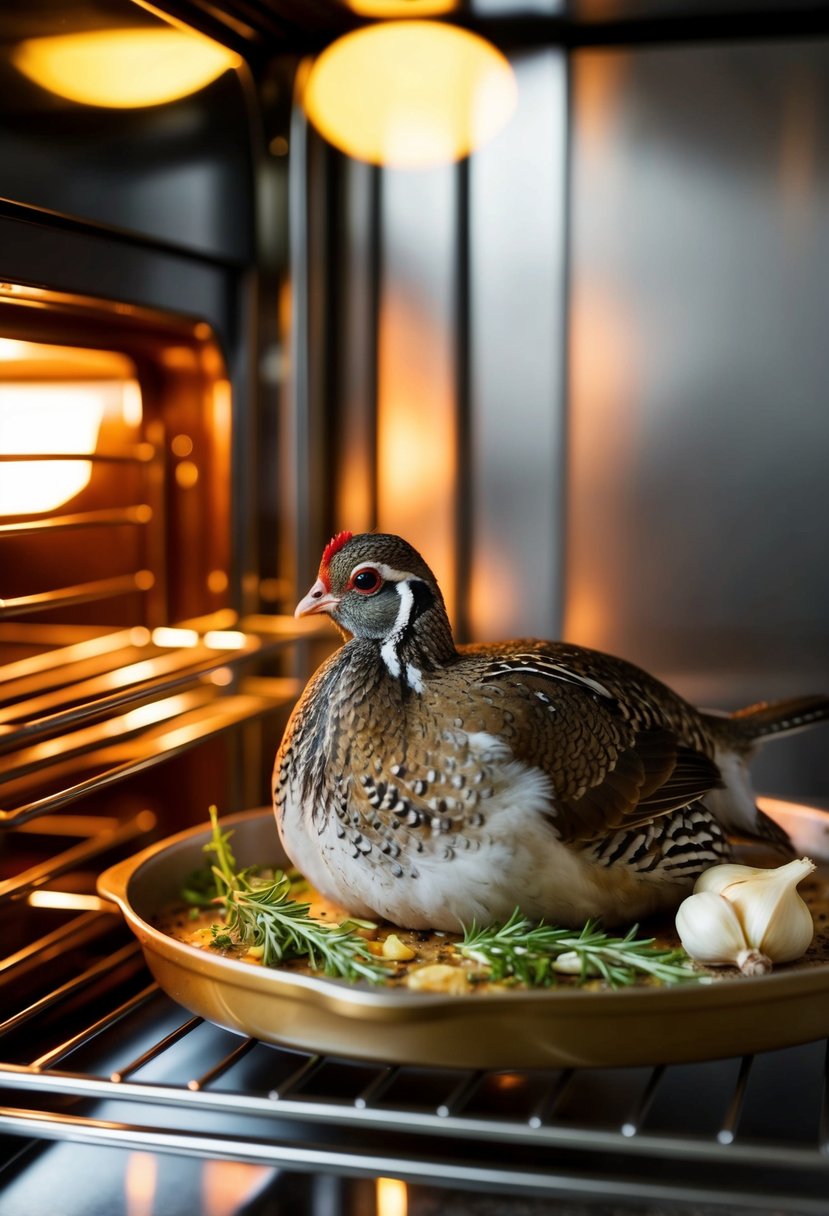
{"left": 375, "top": 581, "right": 457, "bottom": 692}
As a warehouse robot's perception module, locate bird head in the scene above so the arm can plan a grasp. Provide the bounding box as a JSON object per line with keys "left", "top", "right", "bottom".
{"left": 295, "top": 531, "right": 452, "bottom": 652}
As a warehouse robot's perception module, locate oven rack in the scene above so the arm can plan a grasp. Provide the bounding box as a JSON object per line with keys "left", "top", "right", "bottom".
{"left": 0, "top": 613, "right": 328, "bottom": 830}
{"left": 1, "top": 952, "right": 828, "bottom": 1211}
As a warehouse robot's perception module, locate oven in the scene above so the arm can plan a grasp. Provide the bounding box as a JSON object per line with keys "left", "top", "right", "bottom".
{"left": 1, "top": 1, "right": 828, "bottom": 1213}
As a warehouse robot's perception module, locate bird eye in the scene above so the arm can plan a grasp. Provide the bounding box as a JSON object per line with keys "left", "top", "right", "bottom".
{"left": 352, "top": 567, "right": 381, "bottom": 594}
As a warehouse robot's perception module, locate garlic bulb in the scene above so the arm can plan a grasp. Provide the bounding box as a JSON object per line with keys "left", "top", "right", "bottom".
{"left": 675, "top": 857, "right": 816, "bottom": 975}
{"left": 676, "top": 891, "right": 773, "bottom": 975}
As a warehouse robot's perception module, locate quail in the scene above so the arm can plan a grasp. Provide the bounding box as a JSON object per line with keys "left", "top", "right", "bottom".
{"left": 273, "top": 531, "right": 829, "bottom": 931}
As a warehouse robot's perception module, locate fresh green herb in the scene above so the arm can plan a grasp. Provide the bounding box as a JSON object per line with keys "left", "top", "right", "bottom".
{"left": 460, "top": 909, "right": 702, "bottom": 989}
{"left": 180, "top": 864, "right": 220, "bottom": 909}
{"left": 203, "top": 806, "right": 390, "bottom": 984}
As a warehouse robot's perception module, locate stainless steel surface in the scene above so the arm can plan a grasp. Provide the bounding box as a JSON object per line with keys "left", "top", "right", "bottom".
{"left": 0, "top": 974, "right": 828, "bottom": 1209}
{"left": 566, "top": 40, "right": 829, "bottom": 716}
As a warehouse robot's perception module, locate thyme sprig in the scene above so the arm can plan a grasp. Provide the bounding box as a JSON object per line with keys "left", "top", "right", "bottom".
{"left": 460, "top": 909, "right": 701, "bottom": 989}
{"left": 203, "top": 806, "right": 390, "bottom": 984}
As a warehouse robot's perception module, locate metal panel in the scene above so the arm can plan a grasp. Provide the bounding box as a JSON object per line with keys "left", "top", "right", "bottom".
{"left": 376, "top": 163, "right": 460, "bottom": 618}
{"left": 468, "top": 48, "right": 569, "bottom": 642}
{"left": 566, "top": 40, "right": 829, "bottom": 794}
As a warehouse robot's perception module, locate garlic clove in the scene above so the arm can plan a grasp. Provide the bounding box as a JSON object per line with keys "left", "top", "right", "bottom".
{"left": 723, "top": 857, "right": 815, "bottom": 964}
{"left": 675, "top": 890, "right": 750, "bottom": 967}
{"left": 694, "top": 862, "right": 764, "bottom": 897}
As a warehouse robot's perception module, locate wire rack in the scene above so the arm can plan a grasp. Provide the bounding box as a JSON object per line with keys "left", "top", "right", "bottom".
{"left": 1, "top": 936, "right": 828, "bottom": 1212}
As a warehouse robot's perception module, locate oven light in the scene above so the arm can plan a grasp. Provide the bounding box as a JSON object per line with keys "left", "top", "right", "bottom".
{"left": 0, "top": 383, "right": 104, "bottom": 515}
{"left": 302, "top": 21, "right": 517, "bottom": 169}
{"left": 376, "top": 1177, "right": 408, "bottom": 1216}
{"left": 12, "top": 28, "right": 241, "bottom": 110}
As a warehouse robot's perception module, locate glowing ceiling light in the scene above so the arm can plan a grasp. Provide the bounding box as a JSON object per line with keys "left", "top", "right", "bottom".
{"left": 303, "top": 21, "right": 517, "bottom": 169}
{"left": 349, "top": 0, "right": 456, "bottom": 13}
{"left": 12, "top": 28, "right": 241, "bottom": 110}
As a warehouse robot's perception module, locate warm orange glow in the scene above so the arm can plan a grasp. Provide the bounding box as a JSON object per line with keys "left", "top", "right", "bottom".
{"left": 27, "top": 891, "right": 109, "bottom": 911}
{"left": 171, "top": 433, "right": 194, "bottom": 458}
{"left": 303, "top": 21, "right": 517, "bottom": 168}
{"left": 12, "top": 29, "right": 241, "bottom": 109}
{"left": 201, "top": 1161, "right": 274, "bottom": 1216}
{"left": 122, "top": 380, "right": 143, "bottom": 426}
{"left": 349, "top": 0, "right": 456, "bottom": 12}
{"left": 150, "top": 627, "right": 199, "bottom": 648}
{"left": 377, "top": 289, "right": 456, "bottom": 613}
{"left": 563, "top": 281, "right": 639, "bottom": 649}
{"left": 203, "top": 630, "right": 248, "bottom": 650}
{"left": 175, "top": 459, "right": 200, "bottom": 488}
{"left": 0, "top": 337, "right": 143, "bottom": 515}
{"left": 212, "top": 379, "right": 232, "bottom": 435}
{"left": 207, "top": 570, "right": 229, "bottom": 594}
{"left": 121, "top": 692, "right": 199, "bottom": 733}
{"left": 492, "top": 1072, "right": 526, "bottom": 1090}
{"left": 0, "top": 383, "right": 103, "bottom": 513}
{"left": 125, "top": 1152, "right": 157, "bottom": 1216}
{"left": 207, "top": 666, "right": 234, "bottom": 686}
{"left": 376, "top": 1177, "right": 408, "bottom": 1216}
{"left": 572, "top": 52, "right": 628, "bottom": 154}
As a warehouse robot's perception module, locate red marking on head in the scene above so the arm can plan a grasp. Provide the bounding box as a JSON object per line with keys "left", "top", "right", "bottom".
{"left": 319, "top": 531, "right": 353, "bottom": 588}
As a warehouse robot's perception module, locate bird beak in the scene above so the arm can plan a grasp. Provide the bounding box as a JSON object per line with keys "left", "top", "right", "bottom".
{"left": 295, "top": 578, "right": 340, "bottom": 619}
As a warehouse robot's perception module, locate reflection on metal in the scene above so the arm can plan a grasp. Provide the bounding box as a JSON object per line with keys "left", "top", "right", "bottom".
{"left": 125, "top": 1150, "right": 157, "bottom": 1216}
{"left": 200, "top": 1161, "right": 276, "bottom": 1216}
{"left": 565, "top": 42, "right": 829, "bottom": 772}
{"left": 467, "top": 50, "right": 567, "bottom": 643}
{"left": 150, "top": 628, "right": 200, "bottom": 649}
{"left": 377, "top": 171, "right": 458, "bottom": 617}
{"left": 0, "top": 506, "right": 153, "bottom": 538}
{"left": 0, "top": 810, "right": 156, "bottom": 903}
{"left": 0, "top": 572, "right": 156, "bottom": 619}
{"left": 376, "top": 1177, "right": 408, "bottom": 1216}
{"left": 303, "top": 22, "right": 517, "bottom": 168}
{"left": 0, "top": 682, "right": 298, "bottom": 827}
{"left": 27, "top": 891, "right": 110, "bottom": 912}
{"left": 12, "top": 29, "right": 241, "bottom": 109}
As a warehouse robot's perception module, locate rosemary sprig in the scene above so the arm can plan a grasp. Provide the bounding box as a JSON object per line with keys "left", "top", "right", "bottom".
{"left": 460, "top": 909, "right": 701, "bottom": 989}
{"left": 203, "top": 806, "right": 390, "bottom": 984}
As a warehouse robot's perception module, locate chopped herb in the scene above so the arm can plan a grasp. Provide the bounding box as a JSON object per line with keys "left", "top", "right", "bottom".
{"left": 202, "top": 806, "right": 390, "bottom": 984}
{"left": 180, "top": 864, "right": 219, "bottom": 908}
{"left": 460, "top": 910, "right": 702, "bottom": 989}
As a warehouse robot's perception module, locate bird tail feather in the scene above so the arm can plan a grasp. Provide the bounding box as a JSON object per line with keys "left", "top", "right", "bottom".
{"left": 713, "top": 694, "right": 829, "bottom": 743}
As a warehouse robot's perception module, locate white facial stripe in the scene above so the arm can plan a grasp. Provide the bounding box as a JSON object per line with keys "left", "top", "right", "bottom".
{"left": 379, "top": 578, "right": 427, "bottom": 692}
